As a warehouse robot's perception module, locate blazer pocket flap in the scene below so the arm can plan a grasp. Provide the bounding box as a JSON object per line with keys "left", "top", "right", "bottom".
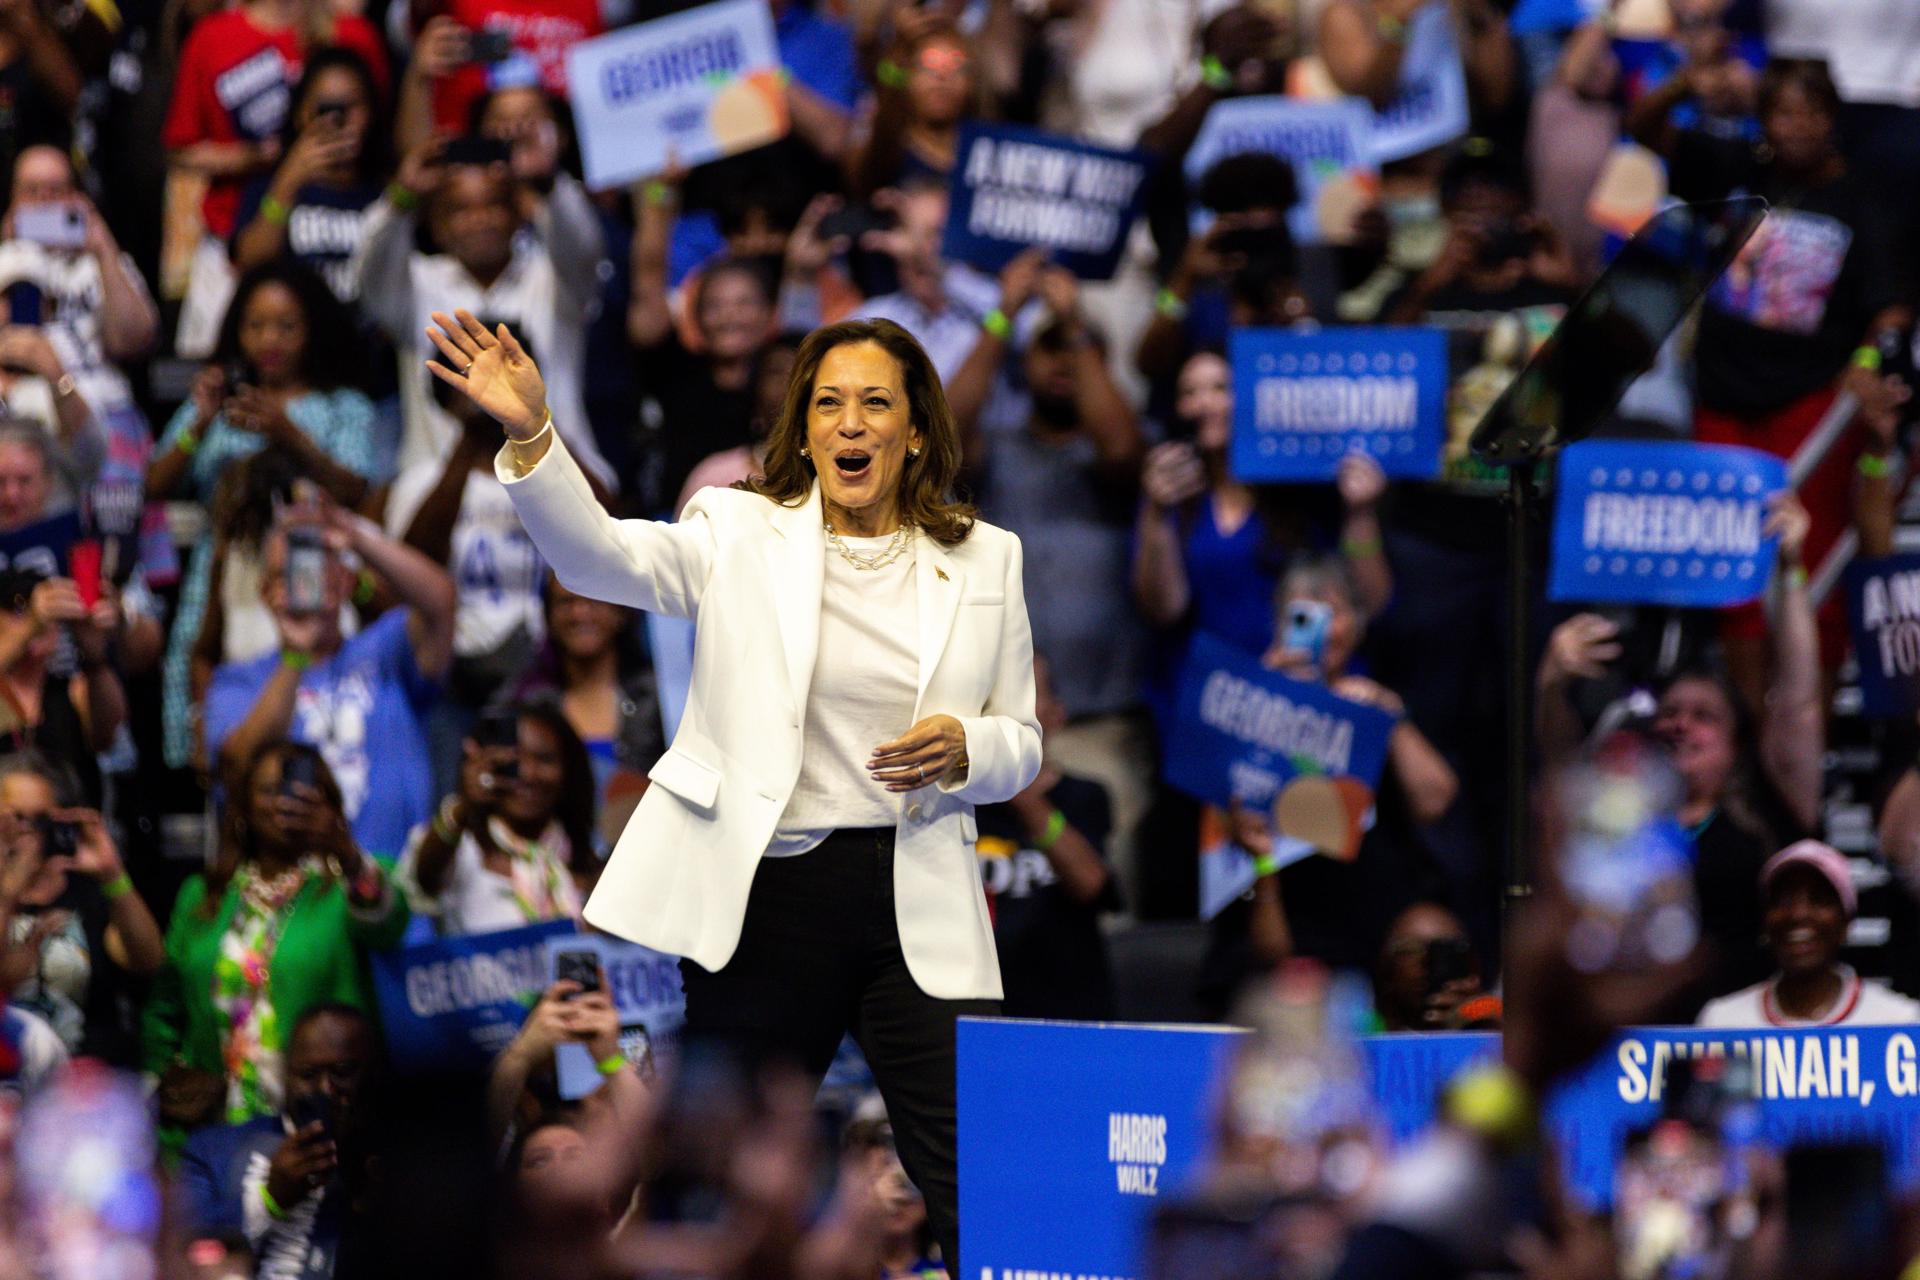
{"left": 962, "top": 592, "right": 1004, "bottom": 605}
{"left": 649, "top": 748, "right": 721, "bottom": 810}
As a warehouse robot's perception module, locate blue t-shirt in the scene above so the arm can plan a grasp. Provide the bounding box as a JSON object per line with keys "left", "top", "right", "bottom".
{"left": 205, "top": 610, "right": 438, "bottom": 859}
{"left": 775, "top": 2, "right": 860, "bottom": 112}
{"left": 232, "top": 179, "right": 384, "bottom": 304}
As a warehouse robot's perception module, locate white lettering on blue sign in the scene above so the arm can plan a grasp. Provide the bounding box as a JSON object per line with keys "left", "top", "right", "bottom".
{"left": 1615, "top": 1035, "right": 1878, "bottom": 1108}
{"left": 403, "top": 943, "right": 548, "bottom": 1016}
{"left": 1579, "top": 492, "right": 1763, "bottom": 557}
{"left": 1198, "top": 670, "right": 1353, "bottom": 774}
{"left": 1255, "top": 374, "right": 1419, "bottom": 432}
{"left": 1108, "top": 1112, "right": 1167, "bottom": 1197}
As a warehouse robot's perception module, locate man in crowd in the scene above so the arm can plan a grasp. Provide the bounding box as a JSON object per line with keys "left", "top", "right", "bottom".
{"left": 204, "top": 502, "right": 454, "bottom": 861}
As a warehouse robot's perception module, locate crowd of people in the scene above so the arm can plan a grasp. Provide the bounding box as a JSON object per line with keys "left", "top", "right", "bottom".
{"left": 0, "top": 0, "right": 1912, "bottom": 1271}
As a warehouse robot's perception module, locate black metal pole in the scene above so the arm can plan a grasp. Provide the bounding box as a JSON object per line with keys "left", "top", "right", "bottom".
{"left": 1504, "top": 458, "right": 1537, "bottom": 929}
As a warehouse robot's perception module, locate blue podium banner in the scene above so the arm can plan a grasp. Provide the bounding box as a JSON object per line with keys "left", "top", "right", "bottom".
{"left": 370, "top": 920, "right": 576, "bottom": 1073}
{"left": 1228, "top": 327, "right": 1447, "bottom": 482}
{"left": 941, "top": 123, "right": 1152, "bottom": 280}
{"left": 1163, "top": 632, "right": 1397, "bottom": 815}
{"left": 960, "top": 1022, "right": 1920, "bottom": 1274}
{"left": 1549, "top": 440, "right": 1787, "bottom": 607}
{"left": 1845, "top": 553, "right": 1920, "bottom": 718}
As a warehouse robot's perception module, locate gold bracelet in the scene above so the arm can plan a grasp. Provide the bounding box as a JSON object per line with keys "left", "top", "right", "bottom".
{"left": 506, "top": 413, "right": 555, "bottom": 473}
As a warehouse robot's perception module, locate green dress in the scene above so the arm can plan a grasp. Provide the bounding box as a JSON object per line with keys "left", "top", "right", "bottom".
{"left": 142, "top": 860, "right": 410, "bottom": 1123}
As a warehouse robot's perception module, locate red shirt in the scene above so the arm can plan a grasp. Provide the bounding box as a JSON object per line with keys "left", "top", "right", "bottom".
{"left": 163, "top": 10, "right": 391, "bottom": 238}
{"left": 432, "top": 0, "right": 600, "bottom": 132}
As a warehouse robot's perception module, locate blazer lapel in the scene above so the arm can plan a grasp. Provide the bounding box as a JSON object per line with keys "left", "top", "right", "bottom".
{"left": 914, "top": 537, "right": 964, "bottom": 714}
{"left": 768, "top": 485, "right": 826, "bottom": 720}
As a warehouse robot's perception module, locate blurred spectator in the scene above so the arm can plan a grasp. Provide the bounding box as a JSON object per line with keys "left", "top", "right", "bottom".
{"left": 1697, "top": 841, "right": 1920, "bottom": 1027}
{"left": 1133, "top": 350, "right": 1393, "bottom": 687}
{"left": 401, "top": 0, "right": 598, "bottom": 150}
{"left": 0, "top": 0, "right": 81, "bottom": 206}
{"left": 1370, "top": 900, "right": 1493, "bottom": 1031}
{"left": 397, "top": 699, "right": 597, "bottom": 936}
{"left": 386, "top": 364, "right": 544, "bottom": 787}
{"left": 0, "top": 323, "right": 104, "bottom": 489}
{"left": 0, "top": 502, "right": 129, "bottom": 803}
{"left": 626, "top": 169, "right": 778, "bottom": 512}
{"left": 675, "top": 331, "right": 799, "bottom": 513}
{"left": 356, "top": 138, "right": 615, "bottom": 491}
{"left": 1318, "top": 0, "right": 1519, "bottom": 132}
{"left": 509, "top": 576, "right": 662, "bottom": 853}
{"left": 485, "top": 976, "right": 636, "bottom": 1157}
{"left": 145, "top": 261, "right": 379, "bottom": 513}
{"left": 176, "top": 1003, "right": 382, "bottom": 1273}
{"left": 800, "top": 1114, "right": 939, "bottom": 1280}
{"left": 1622, "top": 16, "right": 1762, "bottom": 153}
{"left": 1538, "top": 497, "right": 1821, "bottom": 1002}
{"left": 1527, "top": 18, "right": 1622, "bottom": 276}
{"left": 848, "top": 21, "right": 979, "bottom": 200}
{"left": 0, "top": 751, "right": 164, "bottom": 1058}
{"left": 144, "top": 740, "right": 408, "bottom": 1129}
{"left": 975, "top": 656, "right": 1120, "bottom": 1021}
{"left": 203, "top": 502, "right": 455, "bottom": 860}
{"left": 231, "top": 47, "right": 394, "bottom": 304}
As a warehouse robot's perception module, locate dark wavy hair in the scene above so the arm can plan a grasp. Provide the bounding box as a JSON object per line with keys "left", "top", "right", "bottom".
{"left": 205, "top": 739, "right": 347, "bottom": 914}
{"left": 498, "top": 696, "right": 599, "bottom": 875}
{"left": 281, "top": 45, "right": 395, "bottom": 188}
{"left": 214, "top": 260, "right": 363, "bottom": 392}
{"left": 739, "top": 319, "right": 976, "bottom": 545}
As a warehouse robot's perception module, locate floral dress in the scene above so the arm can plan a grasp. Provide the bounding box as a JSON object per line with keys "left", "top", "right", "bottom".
{"left": 209, "top": 858, "right": 319, "bottom": 1122}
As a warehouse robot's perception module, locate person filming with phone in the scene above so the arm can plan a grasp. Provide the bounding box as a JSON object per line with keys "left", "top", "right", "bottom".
{"left": 202, "top": 496, "right": 455, "bottom": 863}
{"left": 398, "top": 699, "right": 599, "bottom": 937}
{"left": 176, "top": 1003, "right": 385, "bottom": 1275}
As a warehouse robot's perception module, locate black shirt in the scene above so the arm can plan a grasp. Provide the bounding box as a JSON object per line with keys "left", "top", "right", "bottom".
{"left": 975, "top": 775, "right": 1121, "bottom": 1021}
{"left": 1670, "top": 129, "right": 1902, "bottom": 416}
{"left": 630, "top": 333, "right": 754, "bottom": 515}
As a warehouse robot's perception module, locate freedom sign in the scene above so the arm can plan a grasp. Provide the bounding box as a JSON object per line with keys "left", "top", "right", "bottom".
{"left": 1163, "top": 632, "right": 1397, "bottom": 859}
{"left": 565, "top": 0, "right": 787, "bottom": 190}
{"left": 1229, "top": 327, "right": 1447, "bottom": 482}
{"left": 941, "top": 123, "right": 1152, "bottom": 280}
{"left": 1845, "top": 553, "right": 1920, "bottom": 717}
{"left": 1548, "top": 440, "right": 1787, "bottom": 607}
{"left": 1185, "top": 97, "right": 1376, "bottom": 245}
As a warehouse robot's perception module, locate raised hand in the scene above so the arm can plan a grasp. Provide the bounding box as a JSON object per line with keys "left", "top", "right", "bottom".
{"left": 425, "top": 310, "right": 548, "bottom": 439}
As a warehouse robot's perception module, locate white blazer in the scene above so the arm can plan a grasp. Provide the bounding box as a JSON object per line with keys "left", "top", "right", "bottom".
{"left": 496, "top": 434, "right": 1043, "bottom": 1000}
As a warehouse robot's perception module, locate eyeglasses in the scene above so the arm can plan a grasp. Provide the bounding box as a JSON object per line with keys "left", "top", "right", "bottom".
{"left": 916, "top": 45, "right": 970, "bottom": 76}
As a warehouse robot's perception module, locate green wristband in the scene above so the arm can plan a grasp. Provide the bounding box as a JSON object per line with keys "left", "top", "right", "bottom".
{"left": 1252, "top": 851, "right": 1280, "bottom": 877}
{"left": 1200, "top": 54, "right": 1232, "bottom": 91}
{"left": 595, "top": 1052, "right": 626, "bottom": 1077}
{"left": 1033, "top": 808, "right": 1067, "bottom": 853}
{"left": 386, "top": 182, "right": 421, "bottom": 213}
{"left": 1154, "top": 286, "right": 1189, "bottom": 321}
{"left": 260, "top": 193, "right": 292, "bottom": 226}
{"left": 175, "top": 426, "right": 200, "bottom": 457}
{"left": 1854, "top": 344, "right": 1883, "bottom": 371}
{"left": 1860, "top": 451, "right": 1893, "bottom": 479}
{"left": 100, "top": 872, "right": 133, "bottom": 900}
{"left": 281, "top": 649, "right": 313, "bottom": 672}
{"left": 876, "top": 58, "right": 907, "bottom": 88}
{"left": 261, "top": 1183, "right": 288, "bottom": 1220}
{"left": 981, "top": 308, "right": 1012, "bottom": 339}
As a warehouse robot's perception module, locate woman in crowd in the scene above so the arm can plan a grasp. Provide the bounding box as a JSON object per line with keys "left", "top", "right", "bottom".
{"left": 146, "top": 261, "right": 379, "bottom": 512}
{"left": 847, "top": 21, "right": 979, "bottom": 201}
{"left": 0, "top": 750, "right": 165, "bottom": 1059}
{"left": 1697, "top": 840, "right": 1920, "bottom": 1027}
{"left": 675, "top": 333, "right": 802, "bottom": 514}
{"left": 0, "top": 557, "right": 128, "bottom": 805}
{"left": 510, "top": 577, "right": 662, "bottom": 850}
{"left": 1132, "top": 349, "right": 1394, "bottom": 682}
{"left": 230, "top": 47, "right": 394, "bottom": 304}
{"left": 627, "top": 172, "right": 777, "bottom": 510}
{"left": 399, "top": 699, "right": 598, "bottom": 936}
{"left": 1537, "top": 497, "right": 1819, "bottom": 1001}
{"left": 144, "top": 740, "right": 408, "bottom": 1130}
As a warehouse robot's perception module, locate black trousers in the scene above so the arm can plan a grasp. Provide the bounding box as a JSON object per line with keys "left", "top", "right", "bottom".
{"left": 678, "top": 828, "right": 997, "bottom": 1275}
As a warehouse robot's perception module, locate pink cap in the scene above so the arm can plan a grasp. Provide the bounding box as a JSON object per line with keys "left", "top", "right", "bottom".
{"left": 1761, "top": 839, "right": 1857, "bottom": 916}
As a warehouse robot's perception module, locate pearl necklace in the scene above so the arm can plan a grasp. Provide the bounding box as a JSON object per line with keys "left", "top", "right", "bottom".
{"left": 825, "top": 522, "right": 913, "bottom": 571}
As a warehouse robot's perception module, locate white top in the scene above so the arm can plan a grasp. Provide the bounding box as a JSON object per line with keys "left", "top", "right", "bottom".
{"left": 0, "top": 240, "right": 145, "bottom": 420}
{"left": 398, "top": 817, "right": 583, "bottom": 936}
{"left": 385, "top": 458, "right": 546, "bottom": 657}
{"left": 1766, "top": 0, "right": 1920, "bottom": 106}
{"left": 1695, "top": 965, "right": 1920, "bottom": 1028}
{"left": 769, "top": 530, "right": 920, "bottom": 855}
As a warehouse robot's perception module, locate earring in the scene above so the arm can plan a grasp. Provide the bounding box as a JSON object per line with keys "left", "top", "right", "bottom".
{"left": 909, "top": 447, "right": 921, "bottom": 458}
{"left": 800, "top": 446, "right": 810, "bottom": 458}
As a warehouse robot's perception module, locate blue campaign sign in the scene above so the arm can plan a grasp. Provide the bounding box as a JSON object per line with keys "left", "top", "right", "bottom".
{"left": 1229, "top": 327, "right": 1447, "bottom": 481}
{"left": 958, "top": 1018, "right": 1245, "bottom": 1276}
{"left": 1548, "top": 440, "right": 1787, "bottom": 607}
{"left": 370, "top": 920, "right": 577, "bottom": 1073}
{"left": 1368, "top": 0, "right": 1470, "bottom": 163}
{"left": 941, "top": 123, "right": 1152, "bottom": 280}
{"left": 1845, "top": 554, "right": 1920, "bottom": 718}
{"left": 547, "top": 933, "right": 686, "bottom": 1098}
{"left": 1185, "top": 97, "right": 1376, "bottom": 245}
{"left": 1163, "top": 632, "right": 1398, "bottom": 856}
{"left": 565, "top": 0, "right": 787, "bottom": 190}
